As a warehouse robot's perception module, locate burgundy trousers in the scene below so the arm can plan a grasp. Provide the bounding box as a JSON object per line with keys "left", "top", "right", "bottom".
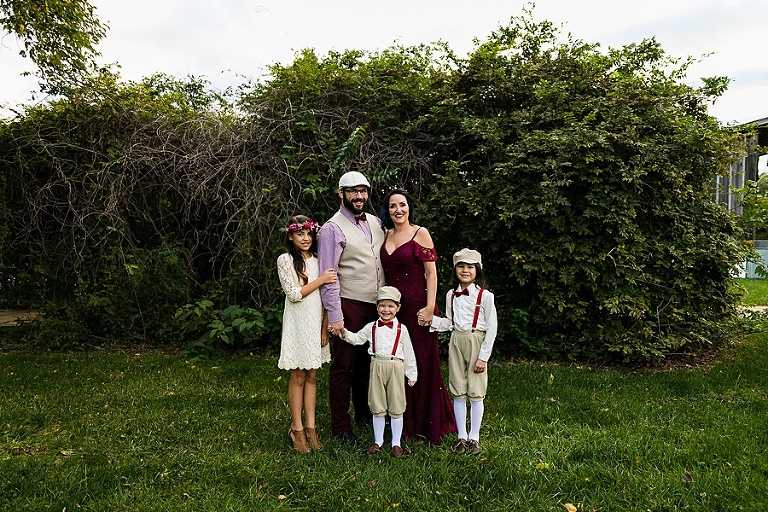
{"left": 329, "top": 298, "right": 378, "bottom": 434}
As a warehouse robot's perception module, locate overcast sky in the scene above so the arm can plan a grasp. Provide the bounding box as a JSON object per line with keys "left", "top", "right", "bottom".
{"left": 1, "top": 0, "right": 766, "bottom": 125}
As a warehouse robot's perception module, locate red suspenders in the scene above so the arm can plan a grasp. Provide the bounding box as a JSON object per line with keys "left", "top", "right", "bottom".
{"left": 472, "top": 288, "right": 485, "bottom": 328}
{"left": 371, "top": 321, "right": 402, "bottom": 356}
{"left": 451, "top": 287, "right": 485, "bottom": 329}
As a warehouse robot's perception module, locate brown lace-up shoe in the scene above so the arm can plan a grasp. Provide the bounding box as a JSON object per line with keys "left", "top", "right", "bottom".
{"left": 454, "top": 439, "right": 468, "bottom": 454}
{"left": 465, "top": 439, "right": 481, "bottom": 456}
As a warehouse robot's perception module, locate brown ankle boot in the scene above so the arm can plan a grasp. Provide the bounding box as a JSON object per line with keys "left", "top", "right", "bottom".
{"left": 288, "top": 427, "right": 309, "bottom": 454}
{"left": 305, "top": 427, "right": 322, "bottom": 450}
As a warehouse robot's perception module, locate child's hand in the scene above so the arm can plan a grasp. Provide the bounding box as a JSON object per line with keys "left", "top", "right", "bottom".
{"left": 328, "top": 320, "right": 344, "bottom": 337}
{"left": 407, "top": 379, "right": 416, "bottom": 387}
{"left": 320, "top": 268, "right": 337, "bottom": 285}
{"left": 321, "top": 331, "right": 330, "bottom": 347}
{"left": 473, "top": 359, "right": 487, "bottom": 373}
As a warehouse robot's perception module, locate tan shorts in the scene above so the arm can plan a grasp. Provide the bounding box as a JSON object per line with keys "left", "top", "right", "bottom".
{"left": 368, "top": 357, "right": 406, "bottom": 417}
{"left": 448, "top": 330, "right": 488, "bottom": 401}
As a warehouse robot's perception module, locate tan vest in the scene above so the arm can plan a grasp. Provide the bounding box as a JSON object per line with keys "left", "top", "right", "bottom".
{"left": 330, "top": 211, "right": 385, "bottom": 304}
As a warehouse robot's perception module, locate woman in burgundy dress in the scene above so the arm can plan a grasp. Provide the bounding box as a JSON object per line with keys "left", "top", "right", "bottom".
{"left": 379, "top": 189, "right": 457, "bottom": 445}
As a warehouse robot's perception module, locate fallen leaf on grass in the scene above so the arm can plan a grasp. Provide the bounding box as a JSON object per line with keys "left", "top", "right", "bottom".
{"left": 477, "top": 458, "right": 487, "bottom": 465}
{"left": 681, "top": 473, "right": 693, "bottom": 483}
{"left": 369, "top": 480, "right": 378, "bottom": 488}
{"left": 278, "top": 495, "right": 287, "bottom": 500}
{"left": 564, "top": 504, "right": 578, "bottom": 512}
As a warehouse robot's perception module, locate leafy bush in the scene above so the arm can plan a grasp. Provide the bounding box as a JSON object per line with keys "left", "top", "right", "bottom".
{"left": 421, "top": 15, "right": 749, "bottom": 361}
{"left": 22, "top": 303, "right": 95, "bottom": 351}
{"left": 172, "top": 300, "right": 282, "bottom": 358}
{"left": 494, "top": 307, "right": 530, "bottom": 358}
{"left": 0, "top": 12, "right": 751, "bottom": 362}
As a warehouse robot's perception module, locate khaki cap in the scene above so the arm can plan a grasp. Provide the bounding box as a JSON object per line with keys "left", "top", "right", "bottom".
{"left": 452, "top": 248, "right": 482, "bottom": 269}
{"left": 377, "top": 286, "right": 401, "bottom": 303}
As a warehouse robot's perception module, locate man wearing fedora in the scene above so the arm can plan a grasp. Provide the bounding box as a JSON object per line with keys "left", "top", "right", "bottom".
{"left": 318, "top": 170, "right": 386, "bottom": 445}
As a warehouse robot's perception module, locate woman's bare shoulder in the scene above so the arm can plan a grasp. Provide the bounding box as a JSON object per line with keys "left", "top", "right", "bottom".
{"left": 413, "top": 225, "right": 434, "bottom": 248}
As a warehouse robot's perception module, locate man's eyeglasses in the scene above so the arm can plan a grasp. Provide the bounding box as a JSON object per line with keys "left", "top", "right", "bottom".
{"left": 343, "top": 188, "right": 369, "bottom": 196}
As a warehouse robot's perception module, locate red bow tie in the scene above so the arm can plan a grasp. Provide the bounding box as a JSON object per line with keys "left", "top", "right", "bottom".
{"left": 355, "top": 213, "right": 366, "bottom": 224}
{"left": 377, "top": 320, "right": 393, "bottom": 328}
{"left": 453, "top": 288, "right": 470, "bottom": 297}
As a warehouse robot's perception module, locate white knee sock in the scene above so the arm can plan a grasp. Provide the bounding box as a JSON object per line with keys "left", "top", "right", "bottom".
{"left": 372, "top": 415, "right": 385, "bottom": 446}
{"left": 469, "top": 399, "right": 484, "bottom": 441}
{"left": 453, "top": 397, "right": 468, "bottom": 440}
{"left": 390, "top": 416, "right": 403, "bottom": 447}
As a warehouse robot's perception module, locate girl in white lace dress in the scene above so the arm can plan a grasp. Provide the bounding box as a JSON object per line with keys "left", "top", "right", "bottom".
{"left": 278, "top": 215, "right": 337, "bottom": 453}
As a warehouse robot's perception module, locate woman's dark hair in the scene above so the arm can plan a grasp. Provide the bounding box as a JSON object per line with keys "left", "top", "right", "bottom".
{"left": 379, "top": 189, "right": 417, "bottom": 229}
{"left": 450, "top": 263, "right": 486, "bottom": 290}
{"left": 284, "top": 214, "right": 318, "bottom": 285}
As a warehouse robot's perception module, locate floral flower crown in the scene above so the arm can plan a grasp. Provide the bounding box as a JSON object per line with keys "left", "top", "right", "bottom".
{"left": 285, "top": 220, "right": 320, "bottom": 233}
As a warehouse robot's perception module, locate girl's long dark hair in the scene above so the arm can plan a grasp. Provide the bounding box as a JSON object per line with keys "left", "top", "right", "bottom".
{"left": 284, "top": 214, "right": 318, "bottom": 285}
{"left": 450, "top": 264, "right": 486, "bottom": 290}
{"left": 379, "top": 189, "right": 417, "bottom": 230}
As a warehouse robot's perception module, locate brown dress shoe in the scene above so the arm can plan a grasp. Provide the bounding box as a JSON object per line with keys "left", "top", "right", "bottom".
{"left": 367, "top": 442, "right": 381, "bottom": 455}
{"left": 454, "top": 439, "right": 468, "bottom": 454}
{"left": 390, "top": 445, "right": 404, "bottom": 458}
{"left": 305, "top": 427, "right": 322, "bottom": 450}
{"left": 465, "top": 439, "right": 481, "bottom": 456}
{"left": 289, "top": 427, "right": 310, "bottom": 454}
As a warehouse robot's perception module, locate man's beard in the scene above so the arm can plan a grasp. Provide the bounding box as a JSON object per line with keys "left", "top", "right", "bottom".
{"left": 342, "top": 195, "right": 367, "bottom": 215}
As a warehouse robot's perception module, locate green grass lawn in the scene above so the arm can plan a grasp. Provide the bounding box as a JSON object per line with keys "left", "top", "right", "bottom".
{"left": 2, "top": 335, "right": 767, "bottom": 511}
{"left": 734, "top": 277, "right": 768, "bottom": 306}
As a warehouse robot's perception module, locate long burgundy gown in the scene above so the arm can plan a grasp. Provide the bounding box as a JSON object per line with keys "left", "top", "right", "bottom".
{"left": 381, "top": 237, "right": 457, "bottom": 445}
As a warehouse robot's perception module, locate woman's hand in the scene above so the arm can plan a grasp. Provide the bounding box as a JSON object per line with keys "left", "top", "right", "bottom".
{"left": 416, "top": 307, "right": 433, "bottom": 326}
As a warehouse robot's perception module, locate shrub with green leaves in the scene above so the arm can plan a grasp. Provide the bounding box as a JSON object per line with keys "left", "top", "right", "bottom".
{"left": 0, "top": 11, "right": 751, "bottom": 361}
{"left": 422, "top": 15, "right": 749, "bottom": 360}
{"left": 172, "top": 300, "right": 282, "bottom": 358}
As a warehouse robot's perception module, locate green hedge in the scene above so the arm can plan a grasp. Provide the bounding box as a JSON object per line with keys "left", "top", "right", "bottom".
{"left": 0, "top": 14, "right": 751, "bottom": 361}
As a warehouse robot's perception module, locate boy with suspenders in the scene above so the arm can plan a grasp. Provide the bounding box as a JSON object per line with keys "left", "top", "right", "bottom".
{"left": 342, "top": 286, "right": 418, "bottom": 458}
{"left": 431, "top": 249, "right": 498, "bottom": 455}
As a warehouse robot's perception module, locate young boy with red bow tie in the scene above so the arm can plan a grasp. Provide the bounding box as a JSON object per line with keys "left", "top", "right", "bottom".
{"left": 342, "top": 286, "right": 417, "bottom": 458}
{"left": 430, "top": 248, "right": 497, "bottom": 456}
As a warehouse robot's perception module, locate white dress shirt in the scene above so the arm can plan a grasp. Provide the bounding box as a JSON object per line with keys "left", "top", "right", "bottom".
{"left": 431, "top": 283, "right": 498, "bottom": 362}
{"left": 345, "top": 317, "right": 418, "bottom": 382}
